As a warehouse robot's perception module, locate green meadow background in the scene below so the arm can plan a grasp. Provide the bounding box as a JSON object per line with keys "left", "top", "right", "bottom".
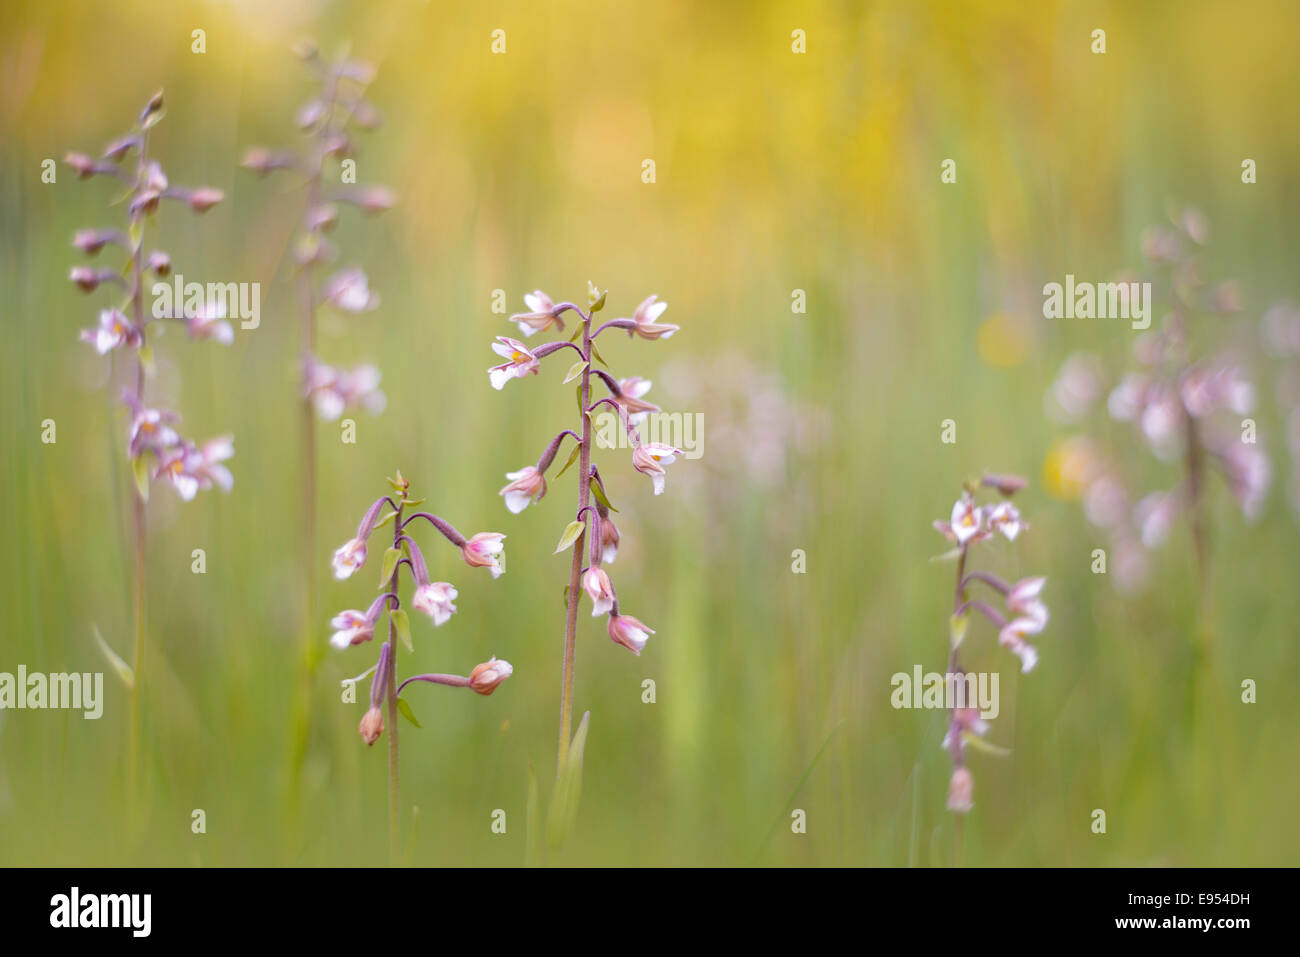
{"left": 2, "top": 0, "right": 1298, "bottom": 866}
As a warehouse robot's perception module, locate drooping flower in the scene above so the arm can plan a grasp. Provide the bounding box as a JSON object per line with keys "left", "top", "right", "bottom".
{"left": 1005, "top": 577, "right": 1048, "bottom": 626}
{"left": 582, "top": 567, "right": 615, "bottom": 617}
{"left": 608, "top": 614, "right": 653, "bottom": 655}
{"left": 80, "top": 308, "right": 141, "bottom": 354}
{"left": 412, "top": 581, "right": 458, "bottom": 626}
{"left": 509, "top": 290, "right": 564, "bottom": 337}
{"left": 322, "top": 267, "right": 379, "bottom": 313}
{"left": 628, "top": 295, "right": 678, "bottom": 340}
{"left": 155, "top": 436, "right": 235, "bottom": 501}
{"left": 499, "top": 466, "right": 546, "bottom": 514}
{"left": 330, "top": 607, "right": 378, "bottom": 649}
{"left": 303, "top": 356, "right": 386, "bottom": 420}
{"left": 987, "top": 502, "right": 1022, "bottom": 541}
{"left": 487, "top": 337, "right": 540, "bottom": 390}
{"left": 632, "top": 442, "right": 683, "bottom": 495}
{"left": 997, "top": 616, "right": 1043, "bottom": 673}
{"left": 461, "top": 532, "right": 506, "bottom": 578}
{"left": 468, "top": 657, "right": 513, "bottom": 695}
{"left": 126, "top": 405, "right": 180, "bottom": 460}
{"left": 185, "top": 297, "right": 234, "bottom": 345}
{"left": 332, "top": 537, "right": 368, "bottom": 580}
{"left": 941, "top": 707, "right": 990, "bottom": 754}
{"left": 615, "top": 377, "right": 660, "bottom": 426}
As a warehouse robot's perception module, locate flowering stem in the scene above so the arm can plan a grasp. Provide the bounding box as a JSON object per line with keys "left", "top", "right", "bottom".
{"left": 948, "top": 542, "right": 968, "bottom": 867}
{"left": 126, "top": 128, "right": 151, "bottom": 818}
{"left": 558, "top": 307, "right": 593, "bottom": 777}
{"left": 286, "top": 73, "right": 341, "bottom": 815}
{"left": 386, "top": 495, "right": 404, "bottom": 865}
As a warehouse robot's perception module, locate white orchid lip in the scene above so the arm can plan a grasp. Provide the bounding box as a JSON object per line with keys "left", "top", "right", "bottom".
{"left": 488, "top": 337, "right": 540, "bottom": 390}
{"left": 949, "top": 498, "right": 984, "bottom": 543}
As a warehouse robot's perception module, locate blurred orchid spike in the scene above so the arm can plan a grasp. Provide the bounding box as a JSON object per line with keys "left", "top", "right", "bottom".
{"left": 1046, "top": 210, "right": 1273, "bottom": 596}
{"left": 933, "top": 477, "right": 1048, "bottom": 811}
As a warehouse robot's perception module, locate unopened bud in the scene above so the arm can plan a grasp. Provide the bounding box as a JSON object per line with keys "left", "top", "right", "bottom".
{"left": 947, "top": 767, "right": 974, "bottom": 813}
{"left": 358, "top": 706, "right": 384, "bottom": 746}
{"left": 188, "top": 187, "right": 224, "bottom": 213}
{"left": 65, "top": 153, "right": 98, "bottom": 179}
{"left": 69, "top": 266, "right": 101, "bottom": 292}
{"left": 468, "top": 657, "right": 513, "bottom": 696}
{"left": 147, "top": 250, "right": 172, "bottom": 276}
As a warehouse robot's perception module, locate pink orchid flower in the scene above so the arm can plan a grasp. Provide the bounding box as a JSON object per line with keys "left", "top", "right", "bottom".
{"left": 509, "top": 290, "right": 565, "bottom": 337}
{"left": 81, "top": 308, "right": 141, "bottom": 354}
{"left": 461, "top": 532, "right": 506, "bottom": 578}
{"left": 412, "top": 581, "right": 458, "bottom": 626}
{"left": 499, "top": 465, "right": 547, "bottom": 514}
{"left": 632, "top": 442, "right": 683, "bottom": 495}
{"left": 487, "top": 337, "right": 540, "bottom": 390}
{"left": 608, "top": 614, "right": 654, "bottom": 655}
{"left": 628, "top": 295, "right": 678, "bottom": 341}
{"left": 582, "top": 567, "right": 615, "bottom": 617}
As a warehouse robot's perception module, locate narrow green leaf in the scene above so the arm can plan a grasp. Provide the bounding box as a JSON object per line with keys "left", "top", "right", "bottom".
{"left": 553, "top": 443, "right": 581, "bottom": 480}
{"left": 378, "top": 546, "right": 401, "bottom": 589}
{"left": 396, "top": 697, "right": 422, "bottom": 729}
{"left": 562, "top": 584, "right": 570, "bottom": 609}
{"left": 575, "top": 383, "right": 583, "bottom": 415}
{"left": 563, "top": 360, "right": 588, "bottom": 384}
{"left": 949, "top": 613, "right": 969, "bottom": 650}
{"left": 141, "top": 108, "right": 167, "bottom": 130}
{"left": 391, "top": 608, "right": 413, "bottom": 653}
{"left": 553, "top": 520, "right": 585, "bottom": 555}
{"left": 588, "top": 478, "right": 617, "bottom": 513}
{"left": 590, "top": 343, "right": 608, "bottom": 367}
{"left": 92, "top": 625, "right": 134, "bottom": 689}
{"left": 929, "top": 548, "right": 962, "bottom": 563}
{"left": 547, "top": 711, "right": 590, "bottom": 848}
{"left": 962, "top": 730, "right": 1011, "bottom": 757}
{"left": 131, "top": 456, "right": 150, "bottom": 503}
{"left": 587, "top": 281, "right": 606, "bottom": 312}
{"left": 372, "top": 509, "right": 398, "bottom": 532}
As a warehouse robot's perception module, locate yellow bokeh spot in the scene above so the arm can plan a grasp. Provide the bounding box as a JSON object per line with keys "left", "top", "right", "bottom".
{"left": 976, "top": 313, "right": 1029, "bottom": 369}
{"left": 1042, "top": 436, "right": 1097, "bottom": 502}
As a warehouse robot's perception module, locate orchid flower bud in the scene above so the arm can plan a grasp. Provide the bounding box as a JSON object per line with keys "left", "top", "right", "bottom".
{"left": 599, "top": 515, "right": 620, "bottom": 564}
{"left": 946, "top": 768, "right": 974, "bottom": 814}
{"left": 468, "top": 657, "right": 513, "bottom": 695}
